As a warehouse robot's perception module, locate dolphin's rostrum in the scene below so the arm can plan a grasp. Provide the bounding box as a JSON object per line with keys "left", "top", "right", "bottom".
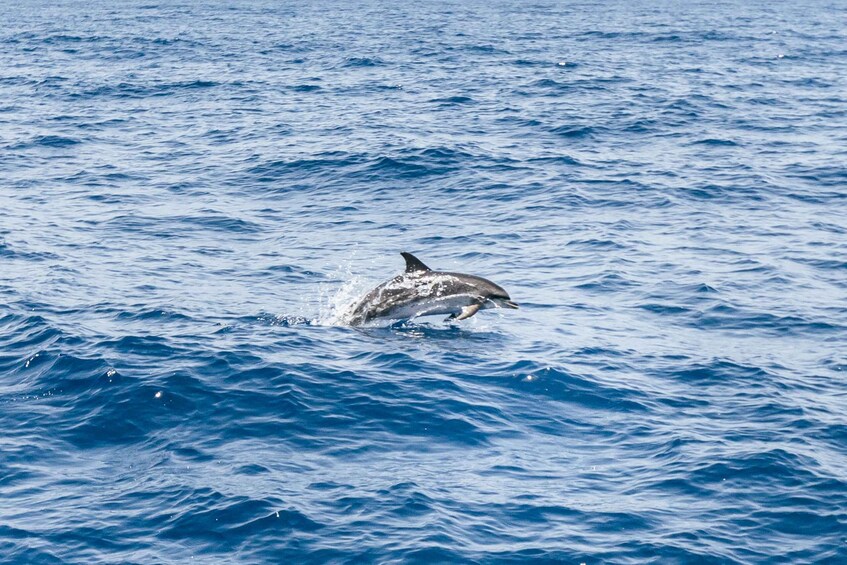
{"left": 345, "top": 252, "right": 518, "bottom": 326}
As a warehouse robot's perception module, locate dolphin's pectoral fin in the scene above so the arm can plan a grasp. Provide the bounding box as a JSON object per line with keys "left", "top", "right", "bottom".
{"left": 447, "top": 303, "right": 482, "bottom": 322}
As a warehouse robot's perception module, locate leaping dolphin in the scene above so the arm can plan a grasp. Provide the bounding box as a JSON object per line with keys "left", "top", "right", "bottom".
{"left": 344, "top": 252, "right": 518, "bottom": 326}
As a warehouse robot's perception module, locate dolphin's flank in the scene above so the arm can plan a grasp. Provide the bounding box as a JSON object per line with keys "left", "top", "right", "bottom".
{"left": 344, "top": 252, "right": 518, "bottom": 326}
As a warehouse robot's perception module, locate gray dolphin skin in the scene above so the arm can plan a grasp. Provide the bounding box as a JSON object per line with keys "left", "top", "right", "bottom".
{"left": 345, "top": 252, "right": 518, "bottom": 326}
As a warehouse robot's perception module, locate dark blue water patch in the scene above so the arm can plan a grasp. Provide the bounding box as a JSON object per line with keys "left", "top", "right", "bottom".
{"left": 358, "top": 153, "right": 461, "bottom": 181}
{"left": 525, "top": 77, "right": 571, "bottom": 93}
{"left": 785, "top": 163, "right": 847, "bottom": 186}
{"left": 265, "top": 264, "right": 324, "bottom": 279}
{"left": 788, "top": 256, "right": 847, "bottom": 272}
{"left": 114, "top": 308, "right": 194, "bottom": 322}
{"left": 40, "top": 34, "right": 99, "bottom": 45}
{"left": 54, "top": 375, "right": 202, "bottom": 449}
{"left": 676, "top": 183, "right": 734, "bottom": 201}
{"left": 29, "top": 75, "right": 69, "bottom": 91}
{"left": 267, "top": 42, "right": 298, "bottom": 52}
{"left": 367, "top": 157, "right": 430, "bottom": 178}
{"left": 74, "top": 117, "right": 130, "bottom": 131}
{"left": 0, "top": 314, "right": 64, "bottom": 362}
{"left": 66, "top": 80, "right": 220, "bottom": 100}
{"left": 495, "top": 114, "right": 543, "bottom": 128}
{"left": 200, "top": 359, "right": 501, "bottom": 449}
{"left": 98, "top": 334, "right": 186, "bottom": 358}
{"left": 573, "top": 273, "right": 638, "bottom": 293}
{"left": 693, "top": 305, "right": 843, "bottom": 336}
{"left": 429, "top": 95, "right": 475, "bottom": 105}
{"left": 10, "top": 135, "right": 82, "bottom": 149}
{"left": 0, "top": 242, "right": 60, "bottom": 262}
{"left": 341, "top": 56, "right": 382, "bottom": 67}
{"left": 0, "top": 536, "right": 65, "bottom": 565}
{"left": 550, "top": 124, "right": 596, "bottom": 139}
{"left": 622, "top": 118, "right": 659, "bottom": 133}
{"left": 246, "top": 152, "right": 364, "bottom": 183}
{"left": 458, "top": 360, "right": 650, "bottom": 412}
{"left": 665, "top": 359, "right": 777, "bottom": 386}
{"left": 525, "top": 154, "right": 583, "bottom": 167}
{"left": 653, "top": 34, "right": 683, "bottom": 42}
{"left": 179, "top": 213, "right": 263, "bottom": 234}
{"left": 785, "top": 77, "right": 833, "bottom": 89}
{"left": 691, "top": 138, "right": 740, "bottom": 146}
{"left": 566, "top": 238, "right": 626, "bottom": 250}
{"left": 146, "top": 36, "right": 197, "bottom": 45}
{"left": 151, "top": 489, "right": 320, "bottom": 540}
{"left": 460, "top": 43, "right": 510, "bottom": 55}
{"left": 289, "top": 83, "right": 322, "bottom": 92}
{"left": 690, "top": 449, "right": 840, "bottom": 494}
{"left": 696, "top": 283, "right": 719, "bottom": 293}
{"left": 101, "top": 212, "right": 262, "bottom": 236}
{"left": 639, "top": 303, "right": 692, "bottom": 316}
{"left": 576, "top": 30, "right": 650, "bottom": 41}
{"left": 511, "top": 58, "right": 547, "bottom": 67}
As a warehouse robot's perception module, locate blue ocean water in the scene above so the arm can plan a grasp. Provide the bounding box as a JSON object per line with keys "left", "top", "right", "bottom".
{"left": 2, "top": 0, "right": 846, "bottom": 562}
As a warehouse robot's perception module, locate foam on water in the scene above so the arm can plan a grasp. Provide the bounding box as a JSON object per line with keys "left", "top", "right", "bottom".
{"left": 312, "top": 257, "right": 375, "bottom": 326}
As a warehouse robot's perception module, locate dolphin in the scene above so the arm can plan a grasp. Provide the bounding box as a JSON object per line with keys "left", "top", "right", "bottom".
{"left": 344, "top": 252, "right": 518, "bottom": 326}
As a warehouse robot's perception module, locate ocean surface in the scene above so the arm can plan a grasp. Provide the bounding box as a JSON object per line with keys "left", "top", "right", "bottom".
{"left": 2, "top": 0, "right": 846, "bottom": 562}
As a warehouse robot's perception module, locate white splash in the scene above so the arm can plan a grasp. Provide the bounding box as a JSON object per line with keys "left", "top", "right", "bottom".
{"left": 314, "top": 275, "right": 371, "bottom": 326}
{"left": 309, "top": 256, "right": 376, "bottom": 327}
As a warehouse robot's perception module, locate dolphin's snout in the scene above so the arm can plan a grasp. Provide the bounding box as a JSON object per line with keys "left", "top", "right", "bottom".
{"left": 492, "top": 297, "right": 519, "bottom": 309}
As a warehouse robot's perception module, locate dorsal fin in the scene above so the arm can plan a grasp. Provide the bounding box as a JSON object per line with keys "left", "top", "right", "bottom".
{"left": 401, "top": 252, "right": 431, "bottom": 273}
